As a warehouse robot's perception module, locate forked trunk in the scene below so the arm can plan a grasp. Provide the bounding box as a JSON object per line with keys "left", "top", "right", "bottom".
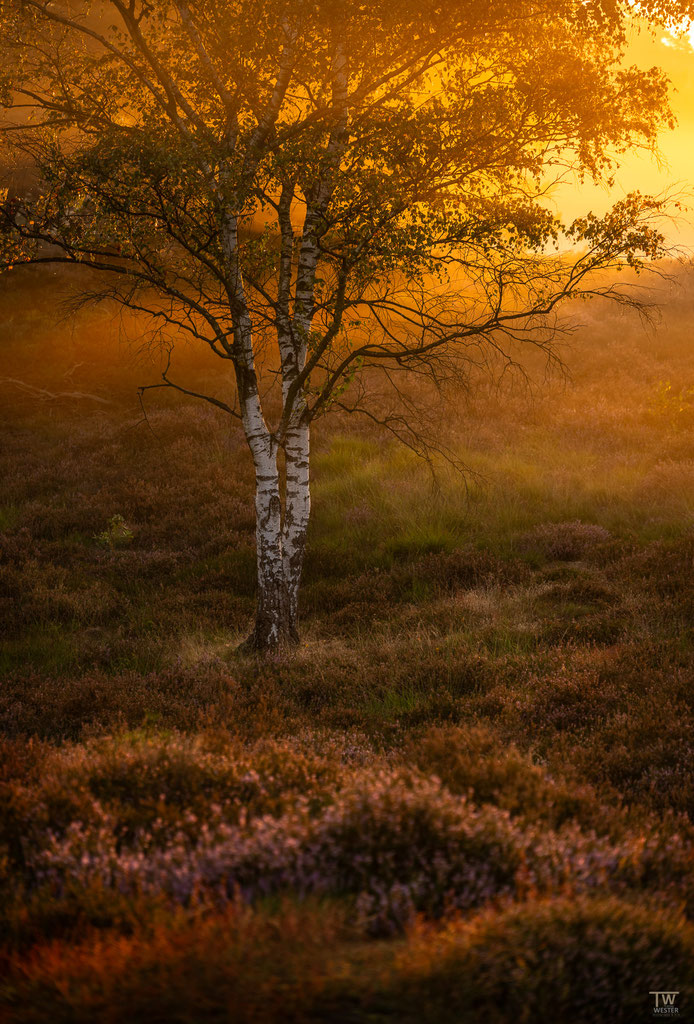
{"left": 242, "top": 423, "right": 311, "bottom": 653}
{"left": 250, "top": 486, "right": 296, "bottom": 651}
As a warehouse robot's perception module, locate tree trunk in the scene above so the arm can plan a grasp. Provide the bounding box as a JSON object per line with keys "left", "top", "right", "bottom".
{"left": 251, "top": 476, "right": 288, "bottom": 651}
{"left": 282, "top": 420, "right": 311, "bottom": 638}
{"left": 242, "top": 422, "right": 311, "bottom": 653}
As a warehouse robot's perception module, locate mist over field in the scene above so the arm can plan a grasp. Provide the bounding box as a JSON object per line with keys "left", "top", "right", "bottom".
{"left": 2, "top": 264, "right": 694, "bottom": 1020}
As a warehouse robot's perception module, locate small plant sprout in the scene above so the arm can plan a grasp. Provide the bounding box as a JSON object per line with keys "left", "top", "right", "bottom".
{"left": 95, "top": 514, "right": 134, "bottom": 550}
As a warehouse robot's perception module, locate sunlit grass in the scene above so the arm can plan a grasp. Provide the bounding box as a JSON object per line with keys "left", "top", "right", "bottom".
{"left": 311, "top": 429, "right": 694, "bottom": 569}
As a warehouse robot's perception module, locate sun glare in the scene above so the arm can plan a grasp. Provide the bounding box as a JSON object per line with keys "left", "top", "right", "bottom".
{"left": 661, "top": 15, "right": 694, "bottom": 48}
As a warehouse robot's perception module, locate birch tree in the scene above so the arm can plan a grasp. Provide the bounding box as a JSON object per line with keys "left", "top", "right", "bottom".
{"left": 0, "top": 0, "right": 687, "bottom": 650}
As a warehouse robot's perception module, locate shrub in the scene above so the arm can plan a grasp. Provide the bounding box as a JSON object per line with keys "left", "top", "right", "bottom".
{"left": 0, "top": 899, "right": 351, "bottom": 1024}
{"left": 408, "top": 725, "right": 609, "bottom": 832}
{"left": 4, "top": 897, "right": 694, "bottom": 1023}
{"left": 518, "top": 521, "right": 612, "bottom": 562}
{"left": 389, "top": 897, "right": 694, "bottom": 1023}
{"left": 0, "top": 731, "right": 348, "bottom": 884}
{"left": 28, "top": 770, "right": 529, "bottom": 935}
{"left": 21, "top": 760, "right": 693, "bottom": 937}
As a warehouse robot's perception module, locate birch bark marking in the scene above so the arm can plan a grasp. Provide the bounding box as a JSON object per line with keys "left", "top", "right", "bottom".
{"left": 270, "top": 39, "right": 349, "bottom": 645}
{"left": 250, "top": 431, "right": 285, "bottom": 650}
{"left": 220, "top": 209, "right": 287, "bottom": 650}
{"left": 282, "top": 419, "right": 311, "bottom": 638}
{"left": 240, "top": 396, "right": 286, "bottom": 650}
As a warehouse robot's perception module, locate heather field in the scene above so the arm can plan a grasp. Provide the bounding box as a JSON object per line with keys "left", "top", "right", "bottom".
{"left": 2, "top": 267, "right": 694, "bottom": 1022}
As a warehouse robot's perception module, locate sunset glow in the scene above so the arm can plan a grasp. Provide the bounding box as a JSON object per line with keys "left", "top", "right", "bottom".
{"left": 558, "top": 22, "right": 694, "bottom": 241}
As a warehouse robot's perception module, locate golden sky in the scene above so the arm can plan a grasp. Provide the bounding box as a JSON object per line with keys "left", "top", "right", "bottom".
{"left": 556, "top": 22, "right": 694, "bottom": 245}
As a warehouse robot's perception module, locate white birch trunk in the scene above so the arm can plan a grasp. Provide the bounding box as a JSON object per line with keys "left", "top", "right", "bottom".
{"left": 241, "top": 390, "right": 309, "bottom": 650}
{"left": 219, "top": 210, "right": 293, "bottom": 651}
{"left": 247, "top": 430, "right": 286, "bottom": 650}
{"left": 282, "top": 419, "right": 311, "bottom": 636}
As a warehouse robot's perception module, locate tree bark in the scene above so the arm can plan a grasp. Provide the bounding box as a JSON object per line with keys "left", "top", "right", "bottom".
{"left": 241, "top": 422, "right": 310, "bottom": 653}
{"left": 282, "top": 420, "right": 311, "bottom": 638}
{"left": 250, "top": 443, "right": 286, "bottom": 651}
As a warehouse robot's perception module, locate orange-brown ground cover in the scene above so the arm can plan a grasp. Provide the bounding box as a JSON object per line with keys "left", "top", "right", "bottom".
{"left": 1, "top": 267, "right": 694, "bottom": 1021}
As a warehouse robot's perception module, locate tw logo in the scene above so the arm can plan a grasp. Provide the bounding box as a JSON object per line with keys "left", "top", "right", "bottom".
{"left": 650, "top": 991, "right": 679, "bottom": 1016}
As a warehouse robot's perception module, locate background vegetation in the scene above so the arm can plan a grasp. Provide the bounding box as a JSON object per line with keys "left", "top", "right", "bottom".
{"left": 1, "top": 265, "right": 694, "bottom": 1021}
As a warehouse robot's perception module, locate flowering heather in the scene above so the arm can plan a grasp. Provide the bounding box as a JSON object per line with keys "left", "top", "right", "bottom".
{"left": 7, "top": 743, "right": 690, "bottom": 937}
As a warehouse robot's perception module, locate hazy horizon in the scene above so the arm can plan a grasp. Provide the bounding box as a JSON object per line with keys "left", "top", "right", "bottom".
{"left": 553, "top": 20, "right": 694, "bottom": 245}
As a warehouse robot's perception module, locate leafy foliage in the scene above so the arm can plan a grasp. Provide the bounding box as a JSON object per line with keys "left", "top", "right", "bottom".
{"left": 0, "top": 0, "right": 681, "bottom": 424}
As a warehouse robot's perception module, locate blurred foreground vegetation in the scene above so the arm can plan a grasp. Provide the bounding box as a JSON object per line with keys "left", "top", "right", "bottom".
{"left": 1, "top": 268, "right": 694, "bottom": 1021}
